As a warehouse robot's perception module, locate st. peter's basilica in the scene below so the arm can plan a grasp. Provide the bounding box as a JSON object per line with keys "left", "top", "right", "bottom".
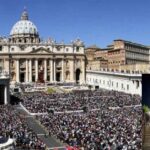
{"left": 0, "top": 9, "right": 86, "bottom": 84}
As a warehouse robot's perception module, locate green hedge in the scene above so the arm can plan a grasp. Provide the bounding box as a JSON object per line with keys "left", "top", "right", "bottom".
{"left": 143, "top": 105, "right": 150, "bottom": 113}
{"left": 47, "top": 87, "right": 56, "bottom": 94}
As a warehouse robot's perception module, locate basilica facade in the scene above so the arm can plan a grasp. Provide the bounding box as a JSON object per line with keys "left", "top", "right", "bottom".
{"left": 0, "top": 10, "right": 86, "bottom": 84}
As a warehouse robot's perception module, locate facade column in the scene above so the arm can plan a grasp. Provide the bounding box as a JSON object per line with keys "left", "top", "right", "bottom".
{"left": 16, "top": 59, "right": 20, "bottom": 82}
{"left": 70, "top": 59, "right": 75, "bottom": 83}
{"left": 44, "top": 59, "right": 47, "bottom": 81}
{"left": 81, "top": 59, "right": 85, "bottom": 84}
{"left": 29, "top": 59, "right": 32, "bottom": 82}
{"left": 62, "top": 59, "right": 64, "bottom": 82}
{"left": 53, "top": 59, "right": 56, "bottom": 82}
{"left": 25, "top": 59, "right": 29, "bottom": 82}
{"left": 35, "top": 59, "right": 38, "bottom": 81}
{"left": 50, "top": 59, "right": 53, "bottom": 82}
{"left": 4, "top": 86, "right": 7, "bottom": 104}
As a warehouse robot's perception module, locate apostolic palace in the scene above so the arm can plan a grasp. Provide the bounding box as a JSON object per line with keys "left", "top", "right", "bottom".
{"left": 0, "top": 9, "right": 86, "bottom": 84}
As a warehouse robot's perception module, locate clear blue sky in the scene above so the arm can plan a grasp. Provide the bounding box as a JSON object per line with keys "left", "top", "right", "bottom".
{"left": 0, "top": 0, "right": 150, "bottom": 47}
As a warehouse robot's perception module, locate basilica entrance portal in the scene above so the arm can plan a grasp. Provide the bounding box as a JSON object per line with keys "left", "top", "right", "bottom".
{"left": 56, "top": 72, "right": 60, "bottom": 82}
{"left": 20, "top": 73, "right": 25, "bottom": 82}
{"left": 38, "top": 70, "right": 44, "bottom": 83}
{"left": 76, "top": 69, "right": 81, "bottom": 84}
{"left": 38, "top": 60, "right": 44, "bottom": 83}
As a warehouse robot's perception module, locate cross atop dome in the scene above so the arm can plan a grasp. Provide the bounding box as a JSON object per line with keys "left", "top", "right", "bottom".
{"left": 21, "top": 7, "right": 29, "bottom": 20}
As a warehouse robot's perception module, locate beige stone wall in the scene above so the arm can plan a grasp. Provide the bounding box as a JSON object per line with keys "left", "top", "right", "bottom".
{"left": 113, "top": 40, "right": 125, "bottom": 49}
{"left": 108, "top": 64, "right": 150, "bottom": 73}
{"left": 94, "top": 50, "right": 108, "bottom": 60}
{"left": 85, "top": 48, "right": 97, "bottom": 61}
{"left": 87, "top": 60, "right": 100, "bottom": 70}
{"left": 87, "top": 60, "right": 108, "bottom": 70}
{"left": 108, "top": 49, "right": 126, "bottom": 68}
{"left": 119, "top": 64, "right": 150, "bottom": 72}
{"left": 100, "top": 60, "right": 108, "bottom": 69}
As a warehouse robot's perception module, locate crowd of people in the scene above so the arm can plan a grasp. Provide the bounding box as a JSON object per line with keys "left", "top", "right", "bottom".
{"left": 14, "top": 89, "right": 142, "bottom": 149}
{"left": 0, "top": 105, "right": 46, "bottom": 149}
{"left": 37, "top": 107, "right": 141, "bottom": 150}
{"left": 18, "top": 90, "right": 141, "bottom": 113}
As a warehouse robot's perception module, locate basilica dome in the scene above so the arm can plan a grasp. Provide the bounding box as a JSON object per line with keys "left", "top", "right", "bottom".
{"left": 10, "top": 10, "right": 38, "bottom": 36}
{"left": 10, "top": 9, "right": 40, "bottom": 43}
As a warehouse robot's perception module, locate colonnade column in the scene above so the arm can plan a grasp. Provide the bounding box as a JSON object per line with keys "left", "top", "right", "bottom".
{"left": 4, "top": 86, "right": 7, "bottom": 104}
{"left": 26, "top": 60, "right": 29, "bottom": 82}
{"left": 62, "top": 59, "right": 64, "bottom": 82}
{"left": 16, "top": 59, "right": 20, "bottom": 82}
{"left": 35, "top": 59, "right": 38, "bottom": 81}
{"left": 44, "top": 59, "right": 47, "bottom": 81}
{"left": 53, "top": 59, "right": 56, "bottom": 82}
{"left": 29, "top": 59, "right": 32, "bottom": 82}
{"left": 50, "top": 59, "right": 53, "bottom": 82}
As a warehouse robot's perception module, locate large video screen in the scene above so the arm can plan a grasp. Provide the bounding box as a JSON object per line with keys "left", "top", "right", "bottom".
{"left": 142, "top": 74, "right": 150, "bottom": 149}
{"left": 142, "top": 74, "right": 150, "bottom": 107}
